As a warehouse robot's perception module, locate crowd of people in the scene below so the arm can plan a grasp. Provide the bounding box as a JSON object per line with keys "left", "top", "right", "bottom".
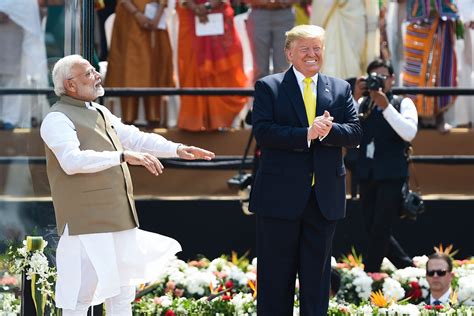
{"left": 0, "top": 0, "right": 472, "bottom": 131}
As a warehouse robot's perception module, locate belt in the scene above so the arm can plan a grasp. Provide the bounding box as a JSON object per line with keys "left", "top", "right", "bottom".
{"left": 251, "top": 3, "right": 292, "bottom": 10}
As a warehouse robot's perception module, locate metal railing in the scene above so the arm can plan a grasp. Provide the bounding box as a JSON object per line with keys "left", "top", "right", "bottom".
{"left": 1, "top": 86, "right": 473, "bottom": 170}
{"left": 1, "top": 87, "right": 474, "bottom": 97}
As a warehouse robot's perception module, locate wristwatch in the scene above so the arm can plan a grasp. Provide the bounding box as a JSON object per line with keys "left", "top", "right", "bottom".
{"left": 120, "top": 151, "right": 125, "bottom": 163}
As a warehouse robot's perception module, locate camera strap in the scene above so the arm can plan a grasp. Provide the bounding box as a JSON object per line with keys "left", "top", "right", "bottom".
{"left": 237, "top": 129, "right": 254, "bottom": 175}
{"left": 407, "top": 156, "right": 422, "bottom": 194}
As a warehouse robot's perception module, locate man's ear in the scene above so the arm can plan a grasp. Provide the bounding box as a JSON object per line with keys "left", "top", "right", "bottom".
{"left": 285, "top": 48, "right": 292, "bottom": 63}
{"left": 63, "top": 79, "right": 76, "bottom": 93}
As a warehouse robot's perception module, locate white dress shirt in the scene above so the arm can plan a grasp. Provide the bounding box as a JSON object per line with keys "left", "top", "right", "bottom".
{"left": 41, "top": 101, "right": 182, "bottom": 310}
{"left": 292, "top": 67, "right": 329, "bottom": 145}
{"left": 430, "top": 288, "right": 451, "bottom": 305}
{"left": 354, "top": 96, "right": 418, "bottom": 142}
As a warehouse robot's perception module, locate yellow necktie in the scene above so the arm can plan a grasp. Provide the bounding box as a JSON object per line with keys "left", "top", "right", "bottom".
{"left": 303, "top": 77, "right": 316, "bottom": 186}
{"left": 303, "top": 77, "right": 316, "bottom": 126}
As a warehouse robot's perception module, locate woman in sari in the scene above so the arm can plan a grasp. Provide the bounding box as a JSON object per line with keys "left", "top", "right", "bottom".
{"left": 106, "top": 0, "right": 175, "bottom": 126}
{"left": 176, "top": 0, "right": 247, "bottom": 131}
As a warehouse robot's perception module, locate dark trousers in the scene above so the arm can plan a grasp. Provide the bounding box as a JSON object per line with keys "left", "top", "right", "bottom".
{"left": 359, "top": 178, "right": 413, "bottom": 272}
{"left": 256, "top": 191, "right": 337, "bottom": 316}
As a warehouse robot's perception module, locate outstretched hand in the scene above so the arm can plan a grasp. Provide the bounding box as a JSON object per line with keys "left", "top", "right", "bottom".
{"left": 177, "top": 145, "right": 215, "bottom": 160}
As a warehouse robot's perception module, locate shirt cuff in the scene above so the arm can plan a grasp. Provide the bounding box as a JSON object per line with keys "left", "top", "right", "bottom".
{"left": 173, "top": 143, "right": 182, "bottom": 157}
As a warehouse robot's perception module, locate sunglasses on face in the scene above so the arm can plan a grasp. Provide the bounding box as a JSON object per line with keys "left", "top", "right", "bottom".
{"left": 426, "top": 269, "right": 448, "bottom": 277}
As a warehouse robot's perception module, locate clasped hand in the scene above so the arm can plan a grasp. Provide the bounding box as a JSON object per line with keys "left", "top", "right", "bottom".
{"left": 308, "top": 110, "right": 334, "bottom": 141}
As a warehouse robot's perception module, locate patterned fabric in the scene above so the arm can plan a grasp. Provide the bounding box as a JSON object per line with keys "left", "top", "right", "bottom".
{"left": 402, "top": 0, "right": 459, "bottom": 117}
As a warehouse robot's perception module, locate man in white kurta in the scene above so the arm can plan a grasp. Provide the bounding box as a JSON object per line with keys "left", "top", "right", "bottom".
{"left": 41, "top": 55, "right": 215, "bottom": 315}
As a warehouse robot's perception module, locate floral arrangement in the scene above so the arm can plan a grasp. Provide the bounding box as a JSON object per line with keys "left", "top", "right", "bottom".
{"left": 132, "top": 250, "right": 474, "bottom": 316}
{"left": 2, "top": 242, "right": 474, "bottom": 316}
{"left": 6, "top": 236, "right": 58, "bottom": 316}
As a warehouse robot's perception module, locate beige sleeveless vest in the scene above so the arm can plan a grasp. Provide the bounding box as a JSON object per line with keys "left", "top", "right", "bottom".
{"left": 44, "top": 96, "right": 139, "bottom": 235}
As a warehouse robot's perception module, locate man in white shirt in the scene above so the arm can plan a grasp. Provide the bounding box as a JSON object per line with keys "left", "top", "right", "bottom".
{"left": 41, "top": 54, "right": 215, "bottom": 316}
{"left": 353, "top": 58, "right": 418, "bottom": 272}
{"left": 426, "top": 253, "right": 454, "bottom": 306}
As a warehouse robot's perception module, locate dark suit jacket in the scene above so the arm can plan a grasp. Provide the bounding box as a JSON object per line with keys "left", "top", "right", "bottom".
{"left": 249, "top": 67, "right": 362, "bottom": 221}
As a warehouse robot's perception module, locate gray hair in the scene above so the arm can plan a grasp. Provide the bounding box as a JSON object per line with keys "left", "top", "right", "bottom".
{"left": 285, "top": 24, "right": 325, "bottom": 50}
{"left": 52, "top": 55, "right": 85, "bottom": 96}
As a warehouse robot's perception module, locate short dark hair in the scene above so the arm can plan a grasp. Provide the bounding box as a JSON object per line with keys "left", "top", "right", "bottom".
{"left": 366, "top": 58, "right": 394, "bottom": 76}
{"left": 427, "top": 253, "right": 453, "bottom": 272}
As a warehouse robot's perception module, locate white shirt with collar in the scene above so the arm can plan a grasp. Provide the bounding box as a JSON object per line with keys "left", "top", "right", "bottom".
{"left": 292, "top": 67, "right": 328, "bottom": 145}
{"left": 430, "top": 288, "right": 451, "bottom": 305}
{"left": 354, "top": 96, "right": 418, "bottom": 142}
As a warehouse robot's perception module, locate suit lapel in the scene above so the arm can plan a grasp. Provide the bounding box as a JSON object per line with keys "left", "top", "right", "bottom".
{"left": 281, "top": 67, "right": 308, "bottom": 127}
{"left": 316, "top": 74, "right": 333, "bottom": 117}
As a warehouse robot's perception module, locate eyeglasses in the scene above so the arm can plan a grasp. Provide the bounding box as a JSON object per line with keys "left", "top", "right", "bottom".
{"left": 426, "top": 269, "right": 448, "bottom": 277}
{"left": 67, "top": 68, "right": 99, "bottom": 80}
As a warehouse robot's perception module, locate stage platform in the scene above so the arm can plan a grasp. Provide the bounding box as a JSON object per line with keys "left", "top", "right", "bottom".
{"left": 0, "top": 127, "right": 473, "bottom": 198}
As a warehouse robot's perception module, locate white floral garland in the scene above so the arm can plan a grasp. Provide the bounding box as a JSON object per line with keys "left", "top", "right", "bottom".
{"left": 9, "top": 239, "right": 56, "bottom": 309}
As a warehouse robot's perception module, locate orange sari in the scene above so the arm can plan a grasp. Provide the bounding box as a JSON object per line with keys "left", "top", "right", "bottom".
{"left": 106, "top": 0, "right": 175, "bottom": 124}
{"left": 176, "top": 2, "right": 248, "bottom": 131}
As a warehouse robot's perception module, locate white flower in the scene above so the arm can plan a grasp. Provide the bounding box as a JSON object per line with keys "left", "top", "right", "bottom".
{"left": 159, "top": 295, "right": 172, "bottom": 307}
{"left": 387, "top": 303, "right": 420, "bottom": 315}
{"left": 381, "top": 258, "right": 397, "bottom": 273}
{"left": 382, "top": 278, "right": 405, "bottom": 301}
{"left": 251, "top": 257, "right": 257, "bottom": 267}
{"left": 17, "top": 246, "right": 28, "bottom": 258}
{"left": 182, "top": 267, "right": 216, "bottom": 296}
{"left": 209, "top": 258, "right": 230, "bottom": 274}
{"left": 413, "top": 255, "right": 428, "bottom": 268}
{"left": 357, "top": 304, "right": 373, "bottom": 315}
{"left": 245, "top": 271, "right": 256, "bottom": 282}
{"left": 350, "top": 268, "right": 373, "bottom": 300}
{"left": 229, "top": 266, "right": 248, "bottom": 286}
{"left": 455, "top": 264, "right": 474, "bottom": 278}
{"left": 392, "top": 267, "right": 426, "bottom": 283}
{"left": 231, "top": 293, "right": 255, "bottom": 314}
{"left": 331, "top": 256, "right": 337, "bottom": 268}
{"left": 458, "top": 275, "right": 474, "bottom": 306}
{"left": 168, "top": 269, "right": 186, "bottom": 285}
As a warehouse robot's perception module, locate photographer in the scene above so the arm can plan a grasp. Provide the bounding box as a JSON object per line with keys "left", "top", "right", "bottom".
{"left": 354, "top": 59, "right": 418, "bottom": 272}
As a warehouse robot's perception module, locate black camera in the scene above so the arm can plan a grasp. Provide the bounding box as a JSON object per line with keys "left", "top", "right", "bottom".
{"left": 227, "top": 172, "right": 253, "bottom": 190}
{"left": 366, "top": 72, "right": 385, "bottom": 91}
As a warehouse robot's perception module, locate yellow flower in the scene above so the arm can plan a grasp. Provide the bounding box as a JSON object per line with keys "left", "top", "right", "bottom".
{"left": 341, "top": 247, "right": 364, "bottom": 269}
{"left": 231, "top": 251, "right": 238, "bottom": 265}
{"left": 248, "top": 280, "right": 257, "bottom": 298}
{"left": 434, "top": 243, "right": 459, "bottom": 258}
{"left": 449, "top": 290, "right": 458, "bottom": 305}
{"left": 370, "top": 290, "right": 394, "bottom": 308}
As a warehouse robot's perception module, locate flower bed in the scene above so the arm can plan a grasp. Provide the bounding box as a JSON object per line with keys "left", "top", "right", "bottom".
{"left": 132, "top": 252, "right": 474, "bottom": 316}
{"left": 1, "top": 242, "right": 474, "bottom": 315}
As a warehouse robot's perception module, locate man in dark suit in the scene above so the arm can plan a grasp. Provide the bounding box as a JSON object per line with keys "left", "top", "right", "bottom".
{"left": 249, "top": 25, "right": 362, "bottom": 316}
